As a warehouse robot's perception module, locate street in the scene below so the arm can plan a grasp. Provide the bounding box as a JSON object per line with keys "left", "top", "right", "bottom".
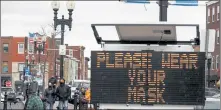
{"left": 0, "top": 102, "right": 24, "bottom": 109}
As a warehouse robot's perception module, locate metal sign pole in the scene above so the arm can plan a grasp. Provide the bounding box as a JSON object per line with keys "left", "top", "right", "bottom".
{"left": 205, "top": 3, "right": 209, "bottom": 88}
{"left": 219, "top": 0, "right": 221, "bottom": 108}
{"left": 159, "top": 0, "right": 168, "bottom": 21}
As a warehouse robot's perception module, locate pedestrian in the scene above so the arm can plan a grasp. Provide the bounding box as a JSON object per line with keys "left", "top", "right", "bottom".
{"left": 24, "top": 81, "right": 44, "bottom": 110}
{"left": 44, "top": 82, "right": 56, "bottom": 110}
{"left": 56, "top": 78, "right": 71, "bottom": 110}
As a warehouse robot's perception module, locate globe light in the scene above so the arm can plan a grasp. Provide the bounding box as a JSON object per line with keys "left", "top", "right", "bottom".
{"left": 66, "top": 1, "right": 75, "bottom": 10}
{"left": 51, "top": 1, "right": 60, "bottom": 10}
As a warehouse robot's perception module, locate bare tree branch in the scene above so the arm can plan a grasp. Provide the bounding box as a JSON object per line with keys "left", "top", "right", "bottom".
{"left": 48, "top": 23, "right": 67, "bottom": 37}
{"left": 41, "top": 26, "right": 47, "bottom": 36}
{"left": 38, "top": 25, "right": 47, "bottom": 36}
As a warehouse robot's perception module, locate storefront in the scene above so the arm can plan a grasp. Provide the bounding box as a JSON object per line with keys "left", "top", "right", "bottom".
{"left": 1, "top": 75, "right": 12, "bottom": 87}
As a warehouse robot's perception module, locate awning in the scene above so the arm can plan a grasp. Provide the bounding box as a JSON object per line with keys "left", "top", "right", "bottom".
{"left": 91, "top": 23, "right": 200, "bottom": 45}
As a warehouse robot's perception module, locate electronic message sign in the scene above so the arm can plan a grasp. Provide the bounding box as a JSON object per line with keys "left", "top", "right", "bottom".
{"left": 91, "top": 51, "right": 205, "bottom": 105}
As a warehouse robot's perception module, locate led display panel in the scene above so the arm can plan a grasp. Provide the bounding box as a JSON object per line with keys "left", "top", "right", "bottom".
{"left": 91, "top": 51, "right": 205, "bottom": 105}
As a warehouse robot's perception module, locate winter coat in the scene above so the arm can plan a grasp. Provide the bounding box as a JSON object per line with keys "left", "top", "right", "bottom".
{"left": 44, "top": 87, "right": 56, "bottom": 104}
{"left": 56, "top": 84, "right": 71, "bottom": 101}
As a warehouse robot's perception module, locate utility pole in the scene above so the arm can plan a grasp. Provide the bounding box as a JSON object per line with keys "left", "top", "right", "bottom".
{"left": 158, "top": 0, "right": 168, "bottom": 21}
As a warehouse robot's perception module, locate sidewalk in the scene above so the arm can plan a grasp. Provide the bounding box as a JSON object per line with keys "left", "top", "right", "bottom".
{"left": 53, "top": 101, "right": 74, "bottom": 109}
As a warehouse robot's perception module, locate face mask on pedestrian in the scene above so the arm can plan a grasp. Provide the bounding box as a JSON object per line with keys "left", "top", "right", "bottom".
{"left": 48, "top": 83, "right": 52, "bottom": 87}
{"left": 60, "top": 79, "right": 65, "bottom": 85}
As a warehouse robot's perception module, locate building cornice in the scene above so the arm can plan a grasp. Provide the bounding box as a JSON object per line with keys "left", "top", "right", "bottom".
{"left": 206, "top": 1, "right": 219, "bottom": 6}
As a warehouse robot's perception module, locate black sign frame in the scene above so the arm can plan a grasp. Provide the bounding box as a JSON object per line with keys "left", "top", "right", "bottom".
{"left": 91, "top": 51, "right": 205, "bottom": 105}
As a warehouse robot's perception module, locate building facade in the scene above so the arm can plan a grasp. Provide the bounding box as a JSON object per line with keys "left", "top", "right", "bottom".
{"left": 84, "top": 57, "right": 90, "bottom": 80}
{"left": 66, "top": 45, "right": 86, "bottom": 80}
{"left": 64, "top": 57, "right": 79, "bottom": 83}
{"left": 0, "top": 36, "right": 89, "bottom": 88}
{"left": 207, "top": 0, "right": 220, "bottom": 84}
{"left": 0, "top": 37, "right": 26, "bottom": 87}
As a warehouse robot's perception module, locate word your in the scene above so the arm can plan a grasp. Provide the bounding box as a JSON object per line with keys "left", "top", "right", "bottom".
{"left": 127, "top": 69, "right": 165, "bottom": 104}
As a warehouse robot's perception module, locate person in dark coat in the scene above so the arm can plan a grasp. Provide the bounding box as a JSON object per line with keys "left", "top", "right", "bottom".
{"left": 44, "top": 82, "right": 56, "bottom": 110}
{"left": 56, "top": 78, "right": 71, "bottom": 110}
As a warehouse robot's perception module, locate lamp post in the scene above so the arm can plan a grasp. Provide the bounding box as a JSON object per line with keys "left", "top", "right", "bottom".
{"left": 207, "top": 53, "right": 212, "bottom": 87}
{"left": 51, "top": 1, "right": 75, "bottom": 78}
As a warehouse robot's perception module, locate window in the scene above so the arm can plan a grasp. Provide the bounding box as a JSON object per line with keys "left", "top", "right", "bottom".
{"left": 2, "top": 61, "right": 8, "bottom": 73}
{"left": 211, "top": 56, "right": 214, "bottom": 70}
{"left": 208, "top": 8, "right": 211, "bottom": 23}
{"left": 217, "top": 5, "right": 220, "bottom": 20}
{"left": 3, "top": 44, "right": 9, "bottom": 53}
{"left": 216, "top": 55, "right": 219, "bottom": 69}
{"left": 212, "top": 6, "right": 215, "bottom": 22}
{"left": 55, "top": 40, "right": 61, "bottom": 49}
{"left": 217, "top": 30, "right": 220, "bottom": 44}
{"left": 18, "top": 43, "right": 24, "bottom": 54}
{"left": 28, "top": 43, "right": 34, "bottom": 54}
{"left": 69, "top": 50, "right": 73, "bottom": 57}
{"left": 18, "top": 63, "right": 25, "bottom": 72}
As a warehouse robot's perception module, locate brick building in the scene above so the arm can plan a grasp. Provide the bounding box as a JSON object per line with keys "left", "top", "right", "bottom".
{"left": 0, "top": 36, "right": 89, "bottom": 87}
{"left": 65, "top": 45, "right": 86, "bottom": 80}
{"left": 44, "top": 38, "right": 89, "bottom": 81}
{"left": 0, "top": 37, "right": 26, "bottom": 87}
{"left": 84, "top": 57, "right": 90, "bottom": 80}
{"left": 207, "top": 0, "right": 220, "bottom": 83}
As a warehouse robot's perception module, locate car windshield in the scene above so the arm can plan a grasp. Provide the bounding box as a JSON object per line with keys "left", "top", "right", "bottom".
{"left": 78, "top": 82, "right": 90, "bottom": 89}
{"left": 72, "top": 82, "right": 80, "bottom": 87}
{"left": 83, "top": 83, "right": 90, "bottom": 88}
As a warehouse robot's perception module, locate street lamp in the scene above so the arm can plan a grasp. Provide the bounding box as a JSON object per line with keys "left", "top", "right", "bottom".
{"left": 207, "top": 53, "right": 212, "bottom": 87}
{"left": 51, "top": 1, "right": 75, "bottom": 78}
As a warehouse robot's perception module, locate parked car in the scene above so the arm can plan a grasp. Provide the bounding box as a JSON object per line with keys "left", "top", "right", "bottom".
{"left": 68, "top": 80, "right": 90, "bottom": 98}
{"left": 205, "top": 87, "right": 220, "bottom": 97}
{"left": 1, "top": 87, "right": 15, "bottom": 102}
{"left": 77, "top": 82, "right": 90, "bottom": 95}
{"left": 1, "top": 87, "right": 24, "bottom": 102}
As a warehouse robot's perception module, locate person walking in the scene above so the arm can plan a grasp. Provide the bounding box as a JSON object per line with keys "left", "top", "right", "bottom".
{"left": 56, "top": 78, "right": 71, "bottom": 110}
{"left": 44, "top": 82, "right": 56, "bottom": 110}
{"left": 24, "top": 81, "right": 44, "bottom": 110}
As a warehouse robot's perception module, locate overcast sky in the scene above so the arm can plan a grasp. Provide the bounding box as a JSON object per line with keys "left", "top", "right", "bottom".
{"left": 1, "top": 1, "right": 207, "bottom": 57}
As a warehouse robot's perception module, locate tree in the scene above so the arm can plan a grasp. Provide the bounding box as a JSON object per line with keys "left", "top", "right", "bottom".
{"left": 37, "top": 23, "right": 67, "bottom": 81}
{"left": 38, "top": 23, "right": 64, "bottom": 38}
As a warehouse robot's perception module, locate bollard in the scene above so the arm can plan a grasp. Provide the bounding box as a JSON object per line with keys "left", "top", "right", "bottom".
{"left": 3, "top": 92, "right": 7, "bottom": 110}
{"left": 73, "top": 97, "right": 77, "bottom": 110}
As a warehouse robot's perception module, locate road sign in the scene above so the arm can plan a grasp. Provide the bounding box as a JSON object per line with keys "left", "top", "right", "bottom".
{"left": 25, "top": 67, "right": 30, "bottom": 76}
{"left": 5, "top": 81, "right": 11, "bottom": 87}
{"left": 59, "top": 45, "right": 66, "bottom": 55}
